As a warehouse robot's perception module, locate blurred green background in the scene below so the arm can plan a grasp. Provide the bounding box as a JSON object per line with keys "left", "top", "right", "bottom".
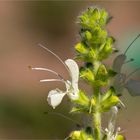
{"left": 0, "top": 1, "right": 140, "bottom": 139}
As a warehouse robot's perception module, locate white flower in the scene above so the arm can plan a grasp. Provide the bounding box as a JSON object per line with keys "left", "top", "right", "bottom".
{"left": 112, "top": 34, "right": 140, "bottom": 96}
{"left": 31, "top": 44, "right": 79, "bottom": 109}
{"left": 47, "top": 89, "right": 66, "bottom": 109}
{"left": 105, "top": 106, "right": 121, "bottom": 140}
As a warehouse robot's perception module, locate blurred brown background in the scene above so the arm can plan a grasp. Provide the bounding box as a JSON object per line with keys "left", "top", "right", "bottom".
{"left": 0, "top": 1, "right": 140, "bottom": 139}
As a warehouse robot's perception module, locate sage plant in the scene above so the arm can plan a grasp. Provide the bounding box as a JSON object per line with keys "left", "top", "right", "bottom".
{"left": 30, "top": 7, "right": 140, "bottom": 140}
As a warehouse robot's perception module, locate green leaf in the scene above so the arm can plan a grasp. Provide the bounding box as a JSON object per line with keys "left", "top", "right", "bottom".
{"left": 100, "top": 87, "right": 119, "bottom": 112}
{"left": 98, "top": 37, "right": 114, "bottom": 60}
{"left": 70, "top": 106, "right": 89, "bottom": 113}
{"left": 80, "top": 68, "right": 95, "bottom": 83}
{"left": 89, "top": 26, "right": 107, "bottom": 45}
{"left": 99, "top": 9, "right": 108, "bottom": 25}
{"left": 93, "top": 80, "right": 108, "bottom": 87}
{"left": 101, "top": 87, "right": 115, "bottom": 102}
{"left": 94, "top": 64, "right": 108, "bottom": 86}
{"left": 85, "top": 30, "right": 92, "bottom": 41}
{"left": 75, "top": 54, "right": 93, "bottom": 63}
{"left": 68, "top": 128, "right": 95, "bottom": 140}
{"left": 96, "top": 64, "right": 108, "bottom": 78}
{"left": 91, "top": 8, "right": 100, "bottom": 20}
{"left": 88, "top": 98, "right": 96, "bottom": 113}
{"left": 73, "top": 90, "right": 89, "bottom": 106}
{"left": 69, "top": 130, "right": 81, "bottom": 140}
{"left": 75, "top": 43, "right": 88, "bottom": 54}
{"left": 88, "top": 48, "right": 96, "bottom": 60}
{"left": 79, "top": 7, "right": 108, "bottom": 30}
{"left": 100, "top": 9, "right": 108, "bottom": 18}
{"left": 91, "top": 98, "right": 96, "bottom": 106}
{"left": 71, "top": 91, "right": 92, "bottom": 114}
{"left": 75, "top": 45, "right": 97, "bottom": 62}
{"left": 116, "top": 135, "right": 125, "bottom": 140}
{"left": 100, "top": 95, "right": 119, "bottom": 112}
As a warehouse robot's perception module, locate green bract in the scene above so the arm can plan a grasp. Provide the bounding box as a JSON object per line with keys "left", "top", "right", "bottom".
{"left": 97, "top": 37, "right": 114, "bottom": 60}
{"left": 71, "top": 90, "right": 90, "bottom": 113}
{"left": 75, "top": 43, "right": 88, "bottom": 54}
{"left": 79, "top": 8, "right": 108, "bottom": 29}
{"left": 68, "top": 130, "right": 94, "bottom": 140}
{"left": 116, "top": 135, "right": 125, "bottom": 140}
{"left": 80, "top": 68, "right": 95, "bottom": 84}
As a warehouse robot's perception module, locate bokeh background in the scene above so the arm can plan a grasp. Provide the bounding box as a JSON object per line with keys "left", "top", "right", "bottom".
{"left": 0, "top": 1, "right": 140, "bottom": 139}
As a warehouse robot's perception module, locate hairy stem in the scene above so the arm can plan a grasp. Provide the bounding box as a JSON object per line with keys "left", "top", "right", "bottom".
{"left": 93, "top": 85, "right": 101, "bottom": 140}
{"left": 93, "top": 111, "right": 101, "bottom": 140}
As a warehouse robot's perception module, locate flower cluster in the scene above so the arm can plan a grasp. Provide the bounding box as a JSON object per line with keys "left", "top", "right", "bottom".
{"left": 31, "top": 45, "right": 80, "bottom": 109}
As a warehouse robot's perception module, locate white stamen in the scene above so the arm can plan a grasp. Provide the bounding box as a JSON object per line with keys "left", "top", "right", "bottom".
{"left": 38, "top": 43, "right": 70, "bottom": 73}
{"left": 31, "top": 67, "right": 63, "bottom": 80}
{"left": 40, "top": 79, "right": 65, "bottom": 83}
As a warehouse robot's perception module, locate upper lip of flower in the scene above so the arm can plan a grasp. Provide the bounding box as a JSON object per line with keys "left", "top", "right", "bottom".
{"left": 105, "top": 106, "right": 118, "bottom": 140}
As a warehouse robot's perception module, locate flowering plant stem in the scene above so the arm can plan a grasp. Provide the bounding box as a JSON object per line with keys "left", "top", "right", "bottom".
{"left": 92, "top": 61, "right": 101, "bottom": 140}
{"left": 94, "top": 109, "right": 101, "bottom": 140}
{"left": 94, "top": 87, "right": 101, "bottom": 140}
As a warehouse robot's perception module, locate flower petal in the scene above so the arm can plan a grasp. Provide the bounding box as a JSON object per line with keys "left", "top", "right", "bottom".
{"left": 108, "top": 106, "right": 118, "bottom": 134}
{"left": 65, "top": 59, "right": 79, "bottom": 100}
{"left": 72, "top": 82, "right": 79, "bottom": 98}
{"left": 113, "top": 73, "right": 126, "bottom": 94}
{"left": 65, "top": 81, "right": 79, "bottom": 100}
{"left": 65, "top": 59, "right": 79, "bottom": 85}
{"left": 47, "top": 89, "right": 66, "bottom": 109}
{"left": 125, "top": 79, "right": 140, "bottom": 96}
{"left": 112, "top": 54, "right": 126, "bottom": 73}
